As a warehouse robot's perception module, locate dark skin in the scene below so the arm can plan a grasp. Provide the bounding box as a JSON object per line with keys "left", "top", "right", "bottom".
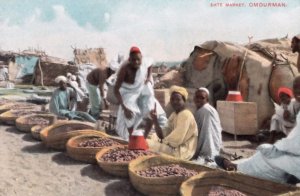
{"left": 150, "top": 92, "right": 186, "bottom": 140}
{"left": 114, "top": 52, "right": 153, "bottom": 120}
{"left": 194, "top": 89, "right": 209, "bottom": 109}
{"left": 58, "top": 81, "right": 67, "bottom": 91}
{"left": 114, "top": 52, "right": 153, "bottom": 135}
{"left": 269, "top": 92, "right": 292, "bottom": 144}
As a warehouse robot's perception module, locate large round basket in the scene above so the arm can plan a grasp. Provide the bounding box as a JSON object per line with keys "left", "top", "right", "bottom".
{"left": 180, "top": 171, "right": 300, "bottom": 196}
{"left": 66, "top": 134, "right": 125, "bottom": 164}
{"left": 0, "top": 102, "right": 38, "bottom": 114}
{"left": 15, "top": 113, "right": 56, "bottom": 133}
{"left": 40, "top": 120, "right": 95, "bottom": 150}
{"left": 31, "top": 120, "right": 69, "bottom": 141}
{"left": 0, "top": 109, "right": 44, "bottom": 125}
{"left": 96, "top": 146, "right": 156, "bottom": 177}
{"left": 31, "top": 125, "right": 48, "bottom": 141}
{"left": 128, "top": 155, "right": 214, "bottom": 196}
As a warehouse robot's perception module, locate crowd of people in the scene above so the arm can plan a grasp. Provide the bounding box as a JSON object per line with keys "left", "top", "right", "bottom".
{"left": 47, "top": 34, "right": 300, "bottom": 185}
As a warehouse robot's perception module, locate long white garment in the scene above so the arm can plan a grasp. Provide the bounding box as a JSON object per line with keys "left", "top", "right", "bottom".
{"left": 238, "top": 112, "right": 300, "bottom": 183}
{"left": 270, "top": 99, "right": 300, "bottom": 135}
{"left": 193, "top": 103, "right": 222, "bottom": 160}
{"left": 116, "top": 58, "right": 158, "bottom": 141}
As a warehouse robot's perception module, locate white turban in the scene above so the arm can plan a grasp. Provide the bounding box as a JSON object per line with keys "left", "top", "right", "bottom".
{"left": 71, "top": 75, "right": 76, "bottom": 81}
{"left": 55, "top": 76, "right": 67, "bottom": 83}
{"left": 198, "top": 87, "right": 210, "bottom": 96}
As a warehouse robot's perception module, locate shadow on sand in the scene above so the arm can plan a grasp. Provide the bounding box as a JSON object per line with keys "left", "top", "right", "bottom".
{"left": 52, "top": 152, "right": 87, "bottom": 166}
{"left": 5, "top": 126, "right": 24, "bottom": 135}
{"left": 21, "top": 143, "right": 57, "bottom": 154}
{"left": 105, "top": 180, "right": 143, "bottom": 196}
{"left": 80, "top": 164, "right": 116, "bottom": 183}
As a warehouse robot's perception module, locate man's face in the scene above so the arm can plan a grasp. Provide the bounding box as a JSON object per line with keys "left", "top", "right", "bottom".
{"left": 59, "top": 81, "right": 67, "bottom": 90}
{"left": 194, "top": 90, "right": 208, "bottom": 109}
{"left": 129, "top": 53, "right": 142, "bottom": 69}
{"left": 291, "top": 38, "right": 300, "bottom": 53}
{"left": 170, "top": 92, "right": 185, "bottom": 112}
{"left": 279, "top": 93, "right": 291, "bottom": 105}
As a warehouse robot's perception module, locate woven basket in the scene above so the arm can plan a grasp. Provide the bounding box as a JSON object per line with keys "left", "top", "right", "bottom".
{"left": 31, "top": 125, "right": 47, "bottom": 141}
{"left": 40, "top": 120, "right": 95, "bottom": 150}
{"left": 180, "top": 171, "right": 300, "bottom": 196}
{"left": 0, "top": 109, "right": 45, "bottom": 125}
{"left": 66, "top": 134, "right": 124, "bottom": 164}
{"left": 128, "top": 155, "right": 214, "bottom": 196}
{"left": 96, "top": 146, "right": 156, "bottom": 177}
{"left": 15, "top": 114, "right": 56, "bottom": 133}
{"left": 0, "top": 102, "right": 38, "bottom": 114}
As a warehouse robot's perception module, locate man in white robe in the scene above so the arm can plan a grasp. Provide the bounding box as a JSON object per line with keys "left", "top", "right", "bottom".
{"left": 114, "top": 46, "right": 165, "bottom": 141}
{"left": 193, "top": 87, "right": 222, "bottom": 163}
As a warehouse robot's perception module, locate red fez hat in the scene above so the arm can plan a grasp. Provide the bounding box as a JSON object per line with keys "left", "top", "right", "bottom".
{"left": 277, "top": 87, "right": 293, "bottom": 100}
{"left": 129, "top": 46, "right": 141, "bottom": 54}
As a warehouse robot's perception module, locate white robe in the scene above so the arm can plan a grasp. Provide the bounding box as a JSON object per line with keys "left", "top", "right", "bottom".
{"left": 193, "top": 103, "right": 222, "bottom": 161}
{"left": 116, "top": 58, "right": 164, "bottom": 141}
{"left": 238, "top": 112, "right": 300, "bottom": 183}
{"left": 270, "top": 99, "right": 300, "bottom": 135}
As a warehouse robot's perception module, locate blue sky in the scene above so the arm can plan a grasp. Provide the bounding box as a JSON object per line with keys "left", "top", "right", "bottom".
{"left": 0, "top": 0, "right": 299, "bottom": 61}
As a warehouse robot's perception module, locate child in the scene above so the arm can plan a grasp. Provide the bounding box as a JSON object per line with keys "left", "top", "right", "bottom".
{"left": 268, "top": 87, "right": 300, "bottom": 143}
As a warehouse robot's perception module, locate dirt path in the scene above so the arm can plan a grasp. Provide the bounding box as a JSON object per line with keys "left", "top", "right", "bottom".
{"left": 0, "top": 125, "right": 142, "bottom": 196}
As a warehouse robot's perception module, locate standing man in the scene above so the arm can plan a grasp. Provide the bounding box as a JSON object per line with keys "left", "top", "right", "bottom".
{"left": 291, "top": 34, "right": 300, "bottom": 72}
{"left": 114, "top": 46, "right": 157, "bottom": 141}
{"left": 86, "top": 67, "right": 112, "bottom": 119}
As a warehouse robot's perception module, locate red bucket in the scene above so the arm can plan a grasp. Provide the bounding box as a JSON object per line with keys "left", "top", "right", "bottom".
{"left": 128, "top": 130, "right": 149, "bottom": 150}
{"left": 226, "top": 91, "right": 243, "bottom": 102}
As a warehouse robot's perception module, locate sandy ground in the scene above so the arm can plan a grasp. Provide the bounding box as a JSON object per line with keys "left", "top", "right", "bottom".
{"left": 0, "top": 118, "right": 259, "bottom": 196}
{"left": 0, "top": 125, "right": 143, "bottom": 196}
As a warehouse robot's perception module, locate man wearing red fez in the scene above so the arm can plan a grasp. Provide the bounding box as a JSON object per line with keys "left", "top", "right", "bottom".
{"left": 114, "top": 46, "right": 167, "bottom": 141}
{"left": 268, "top": 86, "right": 300, "bottom": 143}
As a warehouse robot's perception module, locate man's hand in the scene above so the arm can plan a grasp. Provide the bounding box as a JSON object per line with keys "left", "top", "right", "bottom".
{"left": 150, "top": 103, "right": 157, "bottom": 120}
{"left": 283, "top": 110, "right": 291, "bottom": 121}
{"left": 123, "top": 105, "right": 133, "bottom": 119}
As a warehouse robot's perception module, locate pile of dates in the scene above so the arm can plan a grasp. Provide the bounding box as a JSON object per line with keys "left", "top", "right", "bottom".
{"left": 100, "top": 148, "right": 156, "bottom": 162}
{"left": 11, "top": 110, "right": 36, "bottom": 116}
{"left": 136, "top": 164, "right": 198, "bottom": 178}
{"left": 208, "top": 186, "right": 247, "bottom": 196}
{"left": 26, "top": 117, "right": 50, "bottom": 125}
{"left": 78, "top": 137, "right": 120, "bottom": 148}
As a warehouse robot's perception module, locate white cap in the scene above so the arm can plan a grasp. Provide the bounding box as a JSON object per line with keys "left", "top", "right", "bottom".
{"left": 55, "top": 75, "right": 67, "bottom": 83}
{"left": 198, "top": 87, "right": 210, "bottom": 96}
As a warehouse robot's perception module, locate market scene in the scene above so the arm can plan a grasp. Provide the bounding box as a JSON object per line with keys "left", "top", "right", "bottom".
{"left": 1, "top": 1, "right": 300, "bottom": 196}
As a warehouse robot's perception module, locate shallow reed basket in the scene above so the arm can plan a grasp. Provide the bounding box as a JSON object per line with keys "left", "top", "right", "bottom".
{"left": 0, "top": 109, "right": 44, "bottom": 125}
{"left": 0, "top": 102, "right": 38, "bottom": 114}
{"left": 180, "top": 171, "right": 300, "bottom": 196}
{"left": 96, "top": 146, "right": 156, "bottom": 177}
{"left": 40, "top": 120, "right": 95, "bottom": 150}
{"left": 128, "top": 155, "right": 214, "bottom": 196}
{"left": 66, "top": 134, "right": 125, "bottom": 164}
{"left": 15, "top": 113, "right": 56, "bottom": 133}
{"left": 31, "top": 125, "right": 47, "bottom": 140}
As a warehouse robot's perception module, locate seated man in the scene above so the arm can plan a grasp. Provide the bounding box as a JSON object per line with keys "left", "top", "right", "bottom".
{"left": 192, "top": 87, "right": 222, "bottom": 163}
{"left": 215, "top": 76, "right": 300, "bottom": 184}
{"left": 49, "top": 76, "right": 96, "bottom": 123}
{"left": 269, "top": 87, "right": 300, "bottom": 143}
{"left": 147, "top": 85, "right": 198, "bottom": 161}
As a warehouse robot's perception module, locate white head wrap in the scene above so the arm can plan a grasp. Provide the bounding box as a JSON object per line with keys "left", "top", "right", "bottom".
{"left": 198, "top": 87, "right": 210, "bottom": 96}
{"left": 66, "top": 72, "right": 72, "bottom": 78}
{"left": 70, "top": 75, "right": 76, "bottom": 81}
{"left": 55, "top": 76, "right": 67, "bottom": 84}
